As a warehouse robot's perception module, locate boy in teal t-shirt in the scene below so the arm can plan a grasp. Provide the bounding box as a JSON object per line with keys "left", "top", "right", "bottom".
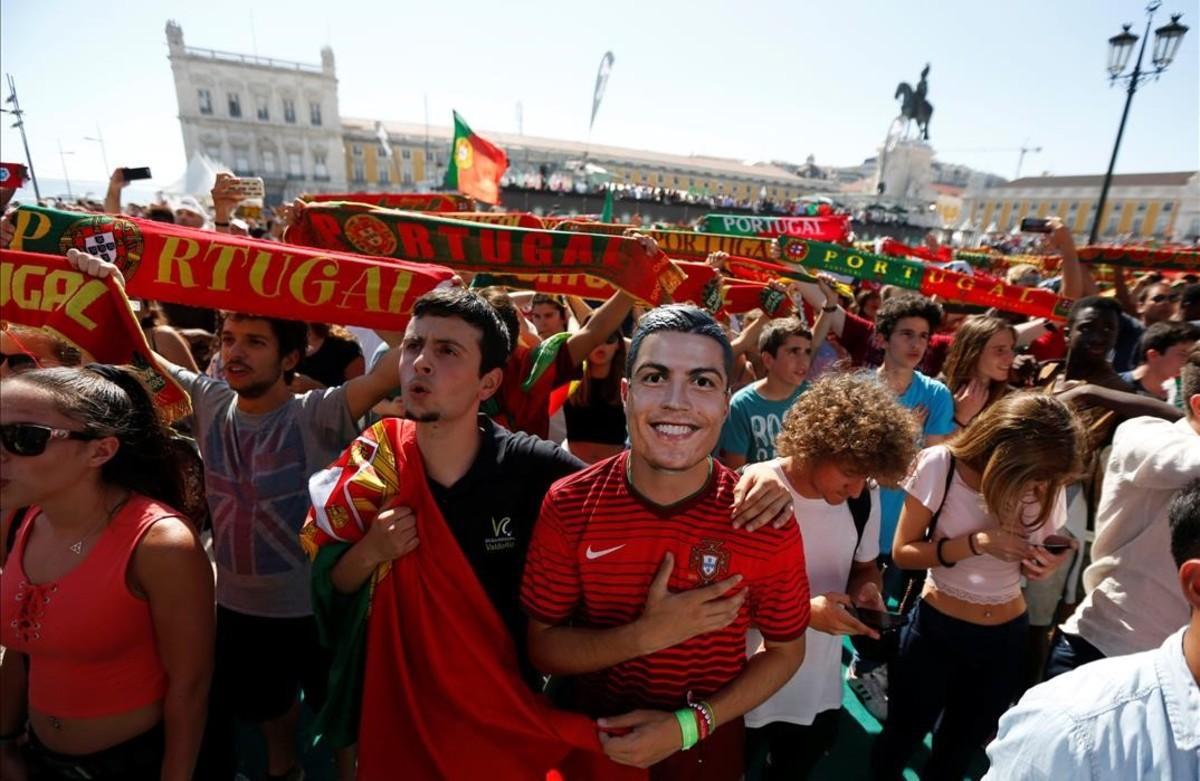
{"left": 719, "top": 309, "right": 832, "bottom": 467}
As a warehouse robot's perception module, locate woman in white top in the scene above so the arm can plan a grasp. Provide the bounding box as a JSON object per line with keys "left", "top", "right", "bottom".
{"left": 745, "top": 373, "right": 919, "bottom": 780}
{"left": 871, "top": 393, "right": 1085, "bottom": 781}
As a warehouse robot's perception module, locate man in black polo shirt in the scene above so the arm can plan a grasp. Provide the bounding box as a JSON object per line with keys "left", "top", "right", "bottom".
{"left": 308, "top": 289, "right": 794, "bottom": 770}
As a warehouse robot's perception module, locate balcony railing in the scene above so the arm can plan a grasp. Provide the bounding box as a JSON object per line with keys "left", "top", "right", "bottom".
{"left": 182, "top": 46, "right": 324, "bottom": 74}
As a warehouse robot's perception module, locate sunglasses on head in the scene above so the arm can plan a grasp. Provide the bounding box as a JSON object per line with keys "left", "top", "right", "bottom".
{"left": 0, "top": 423, "right": 97, "bottom": 457}
{"left": 1149, "top": 293, "right": 1181, "bottom": 303}
{"left": 0, "top": 351, "right": 39, "bottom": 373}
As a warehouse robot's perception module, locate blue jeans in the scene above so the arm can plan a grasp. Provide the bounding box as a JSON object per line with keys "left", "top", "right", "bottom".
{"left": 870, "top": 599, "right": 1028, "bottom": 781}
{"left": 1043, "top": 629, "right": 1105, "bottom": 680}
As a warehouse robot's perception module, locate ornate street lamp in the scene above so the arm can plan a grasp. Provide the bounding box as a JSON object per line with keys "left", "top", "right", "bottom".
{"left": 1089, "top": 1, "right": 1189, "bottom": 244}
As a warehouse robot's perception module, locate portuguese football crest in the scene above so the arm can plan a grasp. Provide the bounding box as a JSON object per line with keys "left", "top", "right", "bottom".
{"left": 689, "top": 539, "right": 730, "bottom": 584}
{"left": 58, "top": 216, "right": 144, "bottom": 278}
{"left": 783, "top": 239, "right": 809, "bottom": 262}
{"left": 344, "top": 214, "right": 398, "bottom": 256}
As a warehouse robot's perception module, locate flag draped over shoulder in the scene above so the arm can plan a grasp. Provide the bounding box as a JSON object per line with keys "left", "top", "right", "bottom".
{"left": 301, "top": 418, "right": 642, "bottom": 780}
{"left": 0, "top": 249, "right": 191, "bottom": 421}
{"left": 444, "top": 111, "right": 509, "bottom": 205}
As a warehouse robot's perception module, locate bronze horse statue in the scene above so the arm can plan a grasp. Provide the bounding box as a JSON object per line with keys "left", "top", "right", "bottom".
{"left": 895, "top": 64, "right": 934, "bottom": 141}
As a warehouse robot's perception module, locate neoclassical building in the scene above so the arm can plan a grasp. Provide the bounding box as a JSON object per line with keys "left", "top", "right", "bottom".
{"left": 165, "top": 20, "right": 347, "bottom": 202}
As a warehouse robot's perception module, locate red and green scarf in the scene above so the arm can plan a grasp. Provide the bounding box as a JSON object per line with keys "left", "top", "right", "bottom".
{"left": 1, "top": 249, "right": 191, "bottom": 420}
{"left": 303, "top": 192, "right": 475, "bottom": 212}
{"left": 643, "top": 228, "right": 781, "bottom": 263}
{"left": 287, "top": 202, "right": 685, "bottom": 305}
{"left": 441, "top": 211, "right": 547, "bottom": 229}
{"left": 957, "top": 245, "right": 1200, "bottom": 274}
{"left": 780, "top": 238, "right": 1073, "bottom": 321}
{"left": 9, "top": 205, "right": 457, "bottom": 330}
{"left": 702, "top": 213, "right": 851, "bottom": 243}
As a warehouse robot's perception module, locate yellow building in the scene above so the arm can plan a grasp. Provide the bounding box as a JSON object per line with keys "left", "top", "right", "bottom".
{"left": 963, "top": 171, "right": 1199, "bottom": 242}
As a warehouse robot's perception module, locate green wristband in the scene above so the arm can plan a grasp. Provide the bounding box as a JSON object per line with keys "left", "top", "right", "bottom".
{"left": 674, "top": 708, "right": 699, "bottom": 751}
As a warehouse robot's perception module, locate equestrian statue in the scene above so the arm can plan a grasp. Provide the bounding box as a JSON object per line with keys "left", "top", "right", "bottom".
{"left": 894, "top": 64, "right": 934, "bottom": 141}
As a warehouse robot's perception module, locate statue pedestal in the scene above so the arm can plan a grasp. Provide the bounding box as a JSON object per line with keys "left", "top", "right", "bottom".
{"left": 877, "top": 140, "right": 933, "bottom": 202}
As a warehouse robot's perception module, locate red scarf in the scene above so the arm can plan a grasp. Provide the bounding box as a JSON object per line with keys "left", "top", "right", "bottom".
{"left": 1, "top": 249, "right": 190, "bottom": 420}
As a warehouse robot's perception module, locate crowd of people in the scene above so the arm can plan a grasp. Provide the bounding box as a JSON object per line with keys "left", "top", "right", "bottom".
{"left": 0, "top": 173, "right": 1198, "bottom": 781}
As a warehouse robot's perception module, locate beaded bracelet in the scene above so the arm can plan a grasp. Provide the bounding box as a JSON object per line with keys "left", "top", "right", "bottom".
{"left": 688, "top": 701, "right": 714, "bottom": 739}
{"left": 673, "top": 708, "right": 699, "bottom": 751}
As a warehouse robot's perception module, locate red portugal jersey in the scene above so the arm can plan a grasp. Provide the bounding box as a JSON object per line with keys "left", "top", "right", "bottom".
{"left": 520, "top": 452, "right": 810, "bottom": 716}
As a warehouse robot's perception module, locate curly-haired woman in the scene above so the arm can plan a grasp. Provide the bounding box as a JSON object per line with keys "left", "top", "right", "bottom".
{"left": 745, "top": 372, "right": 920, "bottom": 780}
{"left": 871, "top": 393, "right": 1085, "bottom": 781}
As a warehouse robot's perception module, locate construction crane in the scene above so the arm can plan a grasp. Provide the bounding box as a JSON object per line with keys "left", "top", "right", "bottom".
{"left": 938, "top": 141, "right": 1043, "bottom": 179}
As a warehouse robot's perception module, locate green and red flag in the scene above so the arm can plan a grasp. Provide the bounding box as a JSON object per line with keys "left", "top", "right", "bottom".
{"left": 444, "top": 111, "right": 508, "bottom": 205}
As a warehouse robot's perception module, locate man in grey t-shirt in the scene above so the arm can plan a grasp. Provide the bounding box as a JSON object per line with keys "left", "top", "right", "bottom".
{"left": 164, "top": 312, "right": 404, "bottom": 780}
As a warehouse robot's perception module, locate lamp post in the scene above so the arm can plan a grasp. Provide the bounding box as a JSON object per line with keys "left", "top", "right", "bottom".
{"left": 83, "top": 124, "right": 110, "bottom": 179}
{"left": 2, "top": 73, "right": 40, "bottom": 200}
{"left": 1089, "top": 1, "right": 1189, "bottom": 245}
{"left": 57, "top": 138, "right": 75, "bottom": 199}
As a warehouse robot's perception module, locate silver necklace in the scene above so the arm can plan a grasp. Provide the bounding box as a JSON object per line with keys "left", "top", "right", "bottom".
{"left": 68, "top": 493, "right": 128, "bottom": 555}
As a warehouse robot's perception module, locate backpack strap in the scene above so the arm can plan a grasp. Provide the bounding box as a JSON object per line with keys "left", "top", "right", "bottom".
{"left": 848, "top": 484, "right": 873, "bottom": 558}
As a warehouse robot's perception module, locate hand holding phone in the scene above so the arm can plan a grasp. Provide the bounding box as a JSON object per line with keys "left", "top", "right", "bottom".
{"left": 121, "top": 166, "right": 153, "bottom": 182}
{"left": 1020, "top": 217, "right": 1052, "bottom": 233}
{"left": 849, "top": 607, "right": 909, "bottom": 633}
{"left": 1034, "top": 533, "right": 1075, "bottom": 554}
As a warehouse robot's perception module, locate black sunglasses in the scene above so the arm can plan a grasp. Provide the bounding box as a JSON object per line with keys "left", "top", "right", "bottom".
{"left": 0, "top": 423, "right": 97, "bottom": 457}
{"left": 0, "top": 352, "right": 39, "bottom": 372}
{"left": 1149, "top": 293, "right": 1181, "bottom": 303}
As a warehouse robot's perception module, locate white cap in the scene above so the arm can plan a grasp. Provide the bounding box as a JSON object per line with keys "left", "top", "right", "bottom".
{"left": 173, "top": 195, "right": 208, "bottom": 217}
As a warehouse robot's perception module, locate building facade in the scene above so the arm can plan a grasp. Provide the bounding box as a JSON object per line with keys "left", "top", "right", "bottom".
{"left": 963, "top": 171, "right": 1200, "bottom": 242}
{"left": 165, "top": 21, "right": 347, "bottom": 203}
{"left": 340, "top": 117, "right": 831, "bottom": 205}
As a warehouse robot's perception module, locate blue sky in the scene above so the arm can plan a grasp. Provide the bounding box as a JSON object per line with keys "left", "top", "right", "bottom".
{"left": 2, "top": 0, "right": 1197, "bottom": 195}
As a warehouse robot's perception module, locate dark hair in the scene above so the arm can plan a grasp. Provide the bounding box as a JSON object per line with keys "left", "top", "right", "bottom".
{"left": 530, "top": 293, "right": 567, "bottom": 321}
{"left": 1137, "top": 321, "right": 1200, "bottom": 363}
{"left": 475, "top": 287, "right": 520, "bottom": 354}
{"left": 855, "top": 289, "right": 881, "bottom": 315}
{"left": 758, "top": 316, "right": 812, "bottom": 357}
{"left": 220, "top": 312, "right": 308, "bottom": 384}
{"left": 1169, "top": 479, "right": 1200, "bottom": 568}
{"left": 12, "top": 365, "right": 186, "bottom": 511}
{"left": 1181, "top": 344, "right": 1200, "bottom": 419}
{"left": 1182, "top": 283, "right": 1200, "bottom": 308}
{"left": 875, "top": 294, "right": 943, "bottom": 340}
{"left": 412, "top": 288, "right": 511, "bottom": 374}
{"left": 1067, "top": 295, "right": 1122, "bottom": 327}
{"left": 626, "top": 305, "right": 733, "bottom": 383}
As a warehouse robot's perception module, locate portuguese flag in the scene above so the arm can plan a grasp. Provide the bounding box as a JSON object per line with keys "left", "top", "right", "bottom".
{"left": 444, "top": 111, "right": 508, "bottom": 205}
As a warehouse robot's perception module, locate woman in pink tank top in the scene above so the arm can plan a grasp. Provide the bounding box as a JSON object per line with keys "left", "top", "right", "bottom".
{"left": 0, "top": 365, "right": 214, "bottom": 781}
{"left": 871, "top": 393, "right": 1085, "bottom": 781}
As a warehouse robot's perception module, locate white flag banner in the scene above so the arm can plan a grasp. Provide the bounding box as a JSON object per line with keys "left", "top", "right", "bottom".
{"left": 589, "top": 51, "right": 615, "bottom": 132}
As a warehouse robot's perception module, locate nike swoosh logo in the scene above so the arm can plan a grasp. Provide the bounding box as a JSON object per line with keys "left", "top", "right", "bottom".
{"left": 585, "top": 544, "right": 626, "bottom": 560}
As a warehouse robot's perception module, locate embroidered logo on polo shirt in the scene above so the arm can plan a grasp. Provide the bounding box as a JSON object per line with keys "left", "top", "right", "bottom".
{"left": 690, "top": 539, "right": 730, "bottom": 584}
{"left": 484, "top": 516, "right": 515, "bottom": 553}
{"left": 585, "top": 544, "right": 625, "bottom": 560}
